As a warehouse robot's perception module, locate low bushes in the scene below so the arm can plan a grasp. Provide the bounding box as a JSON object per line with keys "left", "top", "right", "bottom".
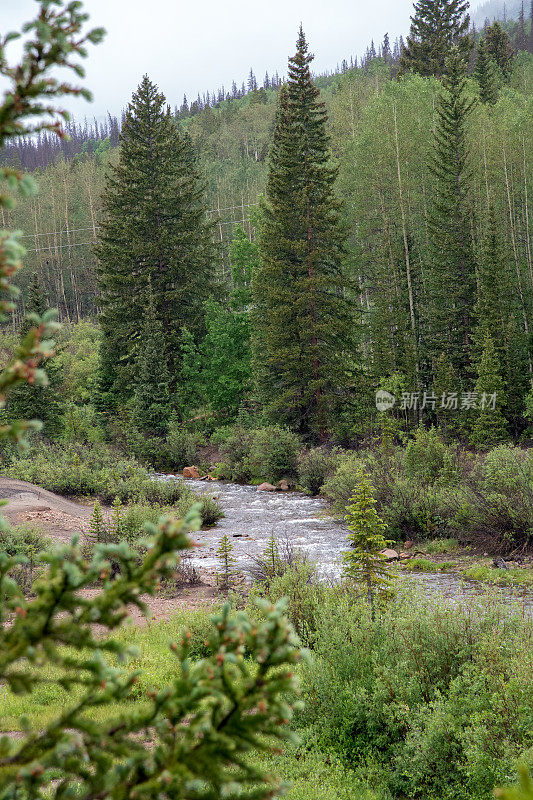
{"left": 451, "top": 445, "right": 533, "bottom": 555}
{"left": 297, "top": 447, "right": 341, "bottom": 495}
{"left": 298, "top": 586, "right": 533, "bottom": 800}
{"left": 5, "top": 443, "right": 188, "bottom": 504}
{"left": 320, "top": 440, "right": 532, "bottom": 554}
{"left": 1, "top": 524, "right": 52, "bottom": 591}
{"left": 213, "top": 424, "right": 300, "bottom": 484}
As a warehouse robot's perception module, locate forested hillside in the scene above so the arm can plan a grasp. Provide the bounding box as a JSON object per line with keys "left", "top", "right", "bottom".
{"left": 0, "top": 0, "right": 532, "bottom": 448}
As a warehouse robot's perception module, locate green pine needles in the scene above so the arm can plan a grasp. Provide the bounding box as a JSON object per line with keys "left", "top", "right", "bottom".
{"left": 399, "top": 0, "right": 472, "bottom": 77}
{"left": 252, "top": 27, "right": 353, "bottom": 443}
{"left": 133, "top": 287, "right": 171, "bottom": 437}
{"left": 475, "top": 37, "right": 499, "bottom": 104}
{"left": 0, "top": 509, "right": 304, "bottom": 799}
{"left": 425, "top": 46, "right": 477, "bottom": 378}
{"left": 342, "top": 469, "right": 393, "bottom": 619}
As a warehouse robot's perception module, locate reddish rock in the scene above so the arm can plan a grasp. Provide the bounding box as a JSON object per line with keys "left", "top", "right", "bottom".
{"left": 380, "top": 548, "right": 399, "bottom": 561}
{"left": 183, "top": 466, "right": 200, "bottom": 479}
{"left": 277, "top": 480, "right": 290, "bottom": 492}
{"left": 257, "top": 482, "right": 276, "bottom": 492}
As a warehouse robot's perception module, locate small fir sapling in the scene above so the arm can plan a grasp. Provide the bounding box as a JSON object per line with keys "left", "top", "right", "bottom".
{"left": 215, "top": 533, "right": 240, "bottom": 591}
{"left": 342, "top": 468, "right": 394, "bottom": 619}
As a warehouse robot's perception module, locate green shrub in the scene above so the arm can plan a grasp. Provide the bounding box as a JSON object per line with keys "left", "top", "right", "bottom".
{"left": 165, "top": 416, "right": 201, "bottom": 469}
{"left": 217, "top": 424, "right": 300, "bottom": 484}
{"left": 191, "top": 492, "right": 225, "bottom": 526}
{"left": 110, "top": 492, "right": 223, "bottom": 541}
{"left": 321, "top": 452, "right": 366, "bottom": 514}
{"left": 449, "top": 446, "right": 533, "bottom": 554}
{"left": 300, "top": 587, "right": 533, "bottom": 800}
{"left": 404, "top": 425, "right": 448, "bottom": 484}
{"left": 261, "top": 560, "right": 323, "bottom": 644}
{"left": 217, "top": 425, "right": 255, "bottom": 482}
{"left": 6, "top": 442, "right": 188, "bottom": 505}
{"left": 1, "top": 524, "right": 50, "bottom": 559}
{"left": 297, "top": 447, "right": 341, "bottom": 495}
{"left": 247, "top": 425, "right": 301, "bottom": 483}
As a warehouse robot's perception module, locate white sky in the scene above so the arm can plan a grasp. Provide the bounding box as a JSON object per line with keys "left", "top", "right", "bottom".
{"left": 1, "top": 0, "right": 469, "bottom": 121}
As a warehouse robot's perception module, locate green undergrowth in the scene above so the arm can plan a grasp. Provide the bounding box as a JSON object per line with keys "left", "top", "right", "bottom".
{"left": 4, "top": 442, "right": 186, "bottom": 504}
{"left": 425, "top": 538, "right": 460, "bottom": 554}
{"left": 0, "top": 607, "right": 220, "bottom": 731}
{"left": 401, "top": 557, "right": 454, "bottom": 572}
{"left": 462, "top": 565, "right": 533, "bottom": 588}
{"left": 1, "top": 578, "right": 531, "bottom": 800}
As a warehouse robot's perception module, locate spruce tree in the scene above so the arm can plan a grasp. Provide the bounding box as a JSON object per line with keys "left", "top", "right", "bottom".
{"left": 432, "top": 352, "right": 462, "bottom": 438}
{"left": 7, "top": 274, "right": 63, "bottom": 439}
{"left": 132, "top": 288, "right": 171, "bottom": 437}
{"left": 87, "top": 500, "right": 108, "bottom": 545}
{"left": 263, "top": 533, "right": 282, "bottom": 581}
{"left": 215, "top": 534, "right": 240, "bottom": 592}
{"left": 424, "top": 47, "right": 477, "bottom": 380}
{"left": 484, "top": 21, "right": 514, "bottom": 78}
{"left": 252, "top": 28, "right": 352, "bottom": 442}
{"left": 474, "top": 37, "right": 499, "bottom": 104}
{"left": 470, "top": 332, "right": 508, "bottom": 449}
{"left": 399, "top": 0, "right": 472, "bottom": 77}
{"left": 342, "top": 469, "right": 393, "bottom": 620}
{"left": 97, "top": 75, "right": 215, "bottom": 402}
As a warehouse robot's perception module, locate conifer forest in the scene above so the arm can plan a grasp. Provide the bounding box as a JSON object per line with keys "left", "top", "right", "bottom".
{"left": 0, "top": 1, "right": 532, "bottom": 799}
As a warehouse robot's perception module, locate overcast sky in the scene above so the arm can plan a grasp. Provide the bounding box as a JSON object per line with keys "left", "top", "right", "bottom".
{"left": 3, "top": 0, "right": 422, "bottom": 120}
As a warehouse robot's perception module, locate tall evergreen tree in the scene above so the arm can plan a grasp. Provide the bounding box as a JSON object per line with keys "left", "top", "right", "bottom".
{"left": 251, "top": 29, "right": 352, "bottom": 442}
{"left": 474, "top": 37, "right": 499, "bottom": 104}
{"left": 484, "top": 21, "right": 514, "bottom": 78}
{"left": 424, "top": 47, "right": 477, "bottom": 380}
{"left": 399, "top": 0, "right": 472, "bottom": 77}
{"left": 96, "top": 75, "right": 215, "bottom": 403}
{"left": 132, "top": 288, "right": 171, "bottom": 437}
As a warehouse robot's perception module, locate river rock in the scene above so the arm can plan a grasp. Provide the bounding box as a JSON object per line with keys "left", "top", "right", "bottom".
{"left": 277, "top": 479, "right": 290, "bottom": 492}
{"left": 380, "top": 548, "right": 399, "bottom": 561}
{"left": 493, "top": 557, "right": 509, "bottom": 570}
{"left": 399, "top": 551, "right": 412, "bottom": 559}
{"left": 183, "top": 466, "right": 200, "bottom": 479}
{"left": 257, "top": 482, "right": 276, "bottom": 492}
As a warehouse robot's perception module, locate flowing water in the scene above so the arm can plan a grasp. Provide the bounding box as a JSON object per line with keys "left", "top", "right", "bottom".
{"left": 157, "top": 475, "right": 533, "bottom": 614}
